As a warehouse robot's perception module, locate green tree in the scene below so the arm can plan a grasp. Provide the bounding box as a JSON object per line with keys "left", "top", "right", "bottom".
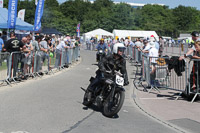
{"left": 136, "top": 5, "right": 175, "bottom": 36}
{"left": 172, "top": 5, "right": 200, "bottom": 32}
{"left": 18, "top": 0, "right": 36, "bottom": 24}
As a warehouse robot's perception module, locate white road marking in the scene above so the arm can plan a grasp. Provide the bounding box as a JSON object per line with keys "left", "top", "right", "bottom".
{"left": 11, "top": 131, "right": 30, "bottom": 133}
{"left": 123, "top": 110, "right": 129, "bottom": 113}
{"left": 140, "top": 97, "right": 166, "bottom": 100}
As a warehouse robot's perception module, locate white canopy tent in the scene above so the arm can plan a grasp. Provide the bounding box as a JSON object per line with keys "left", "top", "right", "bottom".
{"left": 83, "top": 28, "right": 114, "bottom": 42}
{"left": 113, "top": 29, "right": 159, "bottom": 41}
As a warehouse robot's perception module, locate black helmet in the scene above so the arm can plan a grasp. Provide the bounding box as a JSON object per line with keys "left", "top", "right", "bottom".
{"left": 191, "top": 31, "right": 199, "bottom": 37}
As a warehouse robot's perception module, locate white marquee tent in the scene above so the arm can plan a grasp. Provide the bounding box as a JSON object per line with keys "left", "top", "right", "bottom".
{"left": 113, "top": 29, "right": 159, "bottom": 41}
{"left": 83, "top": 28, "right": 114, "bottom": 42}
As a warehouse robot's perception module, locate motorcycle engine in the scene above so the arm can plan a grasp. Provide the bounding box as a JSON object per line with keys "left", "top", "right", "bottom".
{"left": 96, "top": 95, "right": 103, "bottom": 108}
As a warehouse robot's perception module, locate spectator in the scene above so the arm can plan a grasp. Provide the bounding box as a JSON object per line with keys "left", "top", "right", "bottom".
{"left": 189, "top": 41, "right": 200, "bottom": 91}
{"left": 75, "top": 37, "right": 81, "bottom": 60}
{"left": 159, "top": 36, "right": 164, "bottom": 56}
{"left": 1, "top": 31, "right": 7, "bottom": 43}
{"left": 168, "top": 39, "right": 172, "bottom": 47}
{"left": 0, "top": 33, "right": 4, "bottom": 52}
{"left": 21, "top": 37, "right": 33, "bottom": 78}
{"left": 55, "top": 38, "right": 69, "bottom": 68}
{"left": 149, "top": 41, "right": 159, "bottom": 85}
{"left": 4, "top": 31, "right": 25, "bottom": 78}
{"left": 47, "top": 37, "right": 53, "bottom": 52}
{"left": 135, "top": 38, "right": 142, "bottom": 49}
{"left": 0, "top": 33, "right": 5, "bottom": 66}
{"left": 179, "top": 31, "right": 200, "bottom": 60}
{"left": 142, "top": 39, "right": 150, "bottom": 56}
{"left": 32, "top": 35, "right": 41, "bottom": 73}
{"left": 40, "top": 35, "right": 49, "bottom": 71}
{"left": 150, "top": 35, "right": 159, "bottom": 50}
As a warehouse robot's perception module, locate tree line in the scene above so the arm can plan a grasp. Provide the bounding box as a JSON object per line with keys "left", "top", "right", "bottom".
{"left": 3, "top": 0, "right": 200, "bottom": 38}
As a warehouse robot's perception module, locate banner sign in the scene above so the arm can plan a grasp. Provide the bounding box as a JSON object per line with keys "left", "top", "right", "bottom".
{"left": 76, "top": 23, "right": 80, "bottom": 37}
{"left": 18, "top": 9, "right": 25, "bottom": 21}
{"left": 34, "top": 0, "right": 44, "bottom": 31}
{"left": 0, "top": 0, "right": 3, "bottom": 8}
{"left": 8, "top": 0, "right": 18, "bottom": 29}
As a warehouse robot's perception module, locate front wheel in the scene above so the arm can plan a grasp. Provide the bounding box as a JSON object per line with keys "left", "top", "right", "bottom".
{"left": 83, "top": 90, "right": 93, "bottom": 106}
{"left": 103, "top": 89, "right": 125, "bottom": 117}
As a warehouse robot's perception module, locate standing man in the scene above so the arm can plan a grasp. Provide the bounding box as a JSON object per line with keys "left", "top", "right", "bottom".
{"left": 40, "top": 35, "right": 50, "bottom": 71}
{"left": 32, "top": 35, "right": 41, "bottom": 73}
{"left": 3, "top": 31, "right": 25, "bottom": 78}
{"left": 0, "top": 32, "right": 5, "bottom": 66}
{"left": 179, "top": 31, "right": 200, "bottom": 60}
{"left": 0, "top": 32, "right": 4, "bottom": 52}
{"left": 159, "top": 36, "right": 164, "bottom": 56}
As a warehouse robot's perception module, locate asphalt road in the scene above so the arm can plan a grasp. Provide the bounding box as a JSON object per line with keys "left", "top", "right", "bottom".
{"left": 0, "top": 49, "right": 181, "bottom": 133}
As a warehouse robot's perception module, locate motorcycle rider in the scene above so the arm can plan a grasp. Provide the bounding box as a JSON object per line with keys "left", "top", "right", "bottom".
{"left": 96, "top": 38, "right": 108, "bottom": 61}
{"left": 96, "top": 38, "right": 108, "bottom": 51}
{"left": 88, "top": 43, "right": 129, "bottom": 92}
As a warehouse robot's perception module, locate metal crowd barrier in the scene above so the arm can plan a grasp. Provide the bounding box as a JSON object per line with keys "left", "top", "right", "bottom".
{"left": 135, "top": 54, "right": 187, "bottom": 93}
{"left": 126, "top": 45, "right": 134, "bottom": 61}
{"left": 164, "top": 43, "right": 189, "bottom": 56}
{"left": 8, "top": 51, "right": 22, "bottom": 83}
{"left": 0, "top": 52, "right": 10, "bottom": 85}
{"left": 141, "top": 56, "right": 170, "bottom": 93}
{"left": 0, "top": 47, "right": 80, "bottom": 87}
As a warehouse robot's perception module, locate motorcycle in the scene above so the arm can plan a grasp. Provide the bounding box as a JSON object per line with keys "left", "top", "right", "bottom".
{"left": 81, "top": 65, "right": 125, "bottom": 118}
{"left": 96, "top": 48, "right": 106, "bottom": 62}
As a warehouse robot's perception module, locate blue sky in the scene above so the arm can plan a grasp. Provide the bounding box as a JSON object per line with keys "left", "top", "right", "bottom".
{"left": 58, "top": 0, "right": 200, "bottom": 10}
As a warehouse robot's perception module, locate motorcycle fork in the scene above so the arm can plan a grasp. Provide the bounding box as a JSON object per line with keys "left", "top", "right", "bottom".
{"left": 109, "top": 84, "right": 116, "bottom": 102}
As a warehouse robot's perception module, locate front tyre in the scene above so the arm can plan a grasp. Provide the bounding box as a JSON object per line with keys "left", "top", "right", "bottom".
{"left": 103, "top": 89, "right": 125, "bottom": 118}
{"left": 83, "top": 90, "right": 93, "bottom": 106}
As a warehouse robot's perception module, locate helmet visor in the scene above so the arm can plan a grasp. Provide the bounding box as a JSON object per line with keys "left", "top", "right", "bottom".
{"left": 118, "top": 47, "right": 126, "bottom": 53}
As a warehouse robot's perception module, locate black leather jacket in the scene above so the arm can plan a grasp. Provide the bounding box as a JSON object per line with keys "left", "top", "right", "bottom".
{"left": 98, "top": 54, "right": 129, "bottom": 84}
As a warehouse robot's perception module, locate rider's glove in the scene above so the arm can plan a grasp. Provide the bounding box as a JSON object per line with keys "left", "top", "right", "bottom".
{"left": 124, "top": 81, "right": 129, "bottom": 86}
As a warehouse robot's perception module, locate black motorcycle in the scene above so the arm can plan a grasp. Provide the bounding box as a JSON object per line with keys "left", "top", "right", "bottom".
{"left": 96, "top": 48, "right": 106, "bottom": 62}
{"left": 82, "top": 66, "right": 125, "bottom": 118}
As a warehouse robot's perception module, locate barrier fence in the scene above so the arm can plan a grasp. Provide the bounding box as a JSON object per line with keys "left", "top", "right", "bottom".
{"left": 0, "top": 46, "right": 80, "bottom": 87}
{"left": 130, "top": 46, "right": 200, "bottom": 103}
{"left": 0, "top": 52, "right": 10, "bottom": 85}
{"left": 163, "top": 43, "right": 190, "bottom": 56}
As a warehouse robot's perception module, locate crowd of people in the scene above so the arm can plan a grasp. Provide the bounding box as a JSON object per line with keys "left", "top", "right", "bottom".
{"left": 86, "top": 35, "right": 164, "bottom": 59}
{"left": 0, "top": 31, "right": 81, "bottom": 81}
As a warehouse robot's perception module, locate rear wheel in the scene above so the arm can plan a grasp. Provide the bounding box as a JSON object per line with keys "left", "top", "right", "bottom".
{"left": 103, "top": 89, "right": 125, "bottom": 117}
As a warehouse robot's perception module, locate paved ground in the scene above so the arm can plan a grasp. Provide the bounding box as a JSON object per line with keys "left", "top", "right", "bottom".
{"left": 132, "top": 60, "right": 200, "bottom": 133}
{"left": 0, "top": 49, "right": 183, "bottom": 133}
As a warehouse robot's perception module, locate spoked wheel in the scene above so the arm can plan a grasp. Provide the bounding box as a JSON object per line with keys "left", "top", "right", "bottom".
{"left": 103, "top": 90, "right": 125, "bottom": 118}
{"left": 83, "top": 90, "right": 93, "bottom": 106}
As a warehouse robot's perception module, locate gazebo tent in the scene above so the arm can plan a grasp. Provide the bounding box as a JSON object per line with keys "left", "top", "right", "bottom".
{"left": 113, "top": 29, "right": 159, "bottom": 41}
{"left": 0, "top": 8, "right": 34, "bottom": 31}
{"left": 83, "top": 28, "right": 114, "bottom": 42}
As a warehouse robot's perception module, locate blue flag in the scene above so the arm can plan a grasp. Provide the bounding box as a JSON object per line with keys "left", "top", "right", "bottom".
{"left": 34, "top": 0, "right": 44, "bottom": 31}
{"left": 76, "top": 23, "right": 80, "bottom": 37}
{"left": 7, "top": 0, "right": 18, "bottom": 29}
